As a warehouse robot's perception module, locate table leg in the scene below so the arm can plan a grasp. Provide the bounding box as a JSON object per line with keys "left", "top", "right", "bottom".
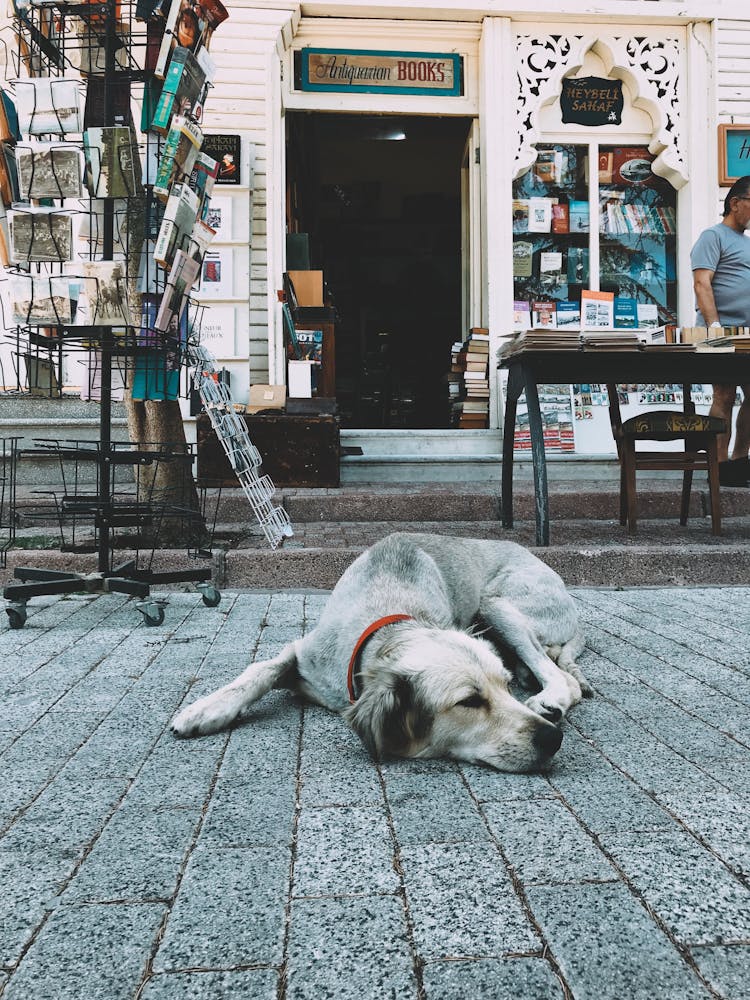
{"left": 524, "top": 375, "right": 549, "bottom": 546}
{"left": 501, "top": 367, "right": 523, "bottom": 528}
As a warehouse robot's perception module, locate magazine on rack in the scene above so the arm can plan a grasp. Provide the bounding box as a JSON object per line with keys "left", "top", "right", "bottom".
{"left": 153, "top": 181, "right": 200, "bottom": 267}
{"left": 155, "top": 249, "right": 200, "bottom": 331}
{"left": 154, "top": 0, "right": 227, "bottom": 79}
{"left": 153, "top": 115, "right": 203, "bottom": 200}
{"left": 17, "top": 143, "right": 82, "bottom": 198}
{"left": 150, "top": 46, "right": 211, "bottom": 132}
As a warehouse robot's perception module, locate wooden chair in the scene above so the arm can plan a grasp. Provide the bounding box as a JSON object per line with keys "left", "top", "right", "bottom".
{"left": 605, "top": 383, "right": 727, "bottom": 535}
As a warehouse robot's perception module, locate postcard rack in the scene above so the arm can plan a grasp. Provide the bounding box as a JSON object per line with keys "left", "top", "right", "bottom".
{"left": 1, "top": 0, "right": 234, "bottom": 627}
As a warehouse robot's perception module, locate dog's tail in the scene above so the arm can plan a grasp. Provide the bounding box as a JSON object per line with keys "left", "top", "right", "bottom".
{"left": 557, "top": 630, "right": 592, "bottom": 697}
{"left": 171, "top": 641, "right": 299, "bottom": 738}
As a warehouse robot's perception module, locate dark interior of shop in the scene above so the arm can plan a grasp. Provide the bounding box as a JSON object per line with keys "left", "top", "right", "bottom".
{"left": 286, "top": 112, "right": 471, "bottom": 429}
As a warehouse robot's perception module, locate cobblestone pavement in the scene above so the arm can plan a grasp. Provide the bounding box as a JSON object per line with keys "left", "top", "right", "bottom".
{"left": 1, "top": 587, "right": 750, "bottom": 999}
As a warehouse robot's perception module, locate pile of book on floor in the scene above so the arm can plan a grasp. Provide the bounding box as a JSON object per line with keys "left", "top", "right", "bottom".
{"left": 451, "top": 327, "right": 490, "bottom": 428}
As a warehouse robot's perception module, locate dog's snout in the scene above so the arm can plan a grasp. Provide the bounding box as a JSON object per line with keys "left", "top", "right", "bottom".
{"left": 533, "top": 720, "right": 563, "bottom": 758}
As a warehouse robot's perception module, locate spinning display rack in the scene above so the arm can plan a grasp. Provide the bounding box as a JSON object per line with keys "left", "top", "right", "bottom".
{"left": 0, "top": 0, "right": 291, "bottom": 628}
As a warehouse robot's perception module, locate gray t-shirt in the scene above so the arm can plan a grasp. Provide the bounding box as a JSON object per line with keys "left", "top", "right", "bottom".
{"left": 691, "top": 222, "right": 750, "bottom": 325}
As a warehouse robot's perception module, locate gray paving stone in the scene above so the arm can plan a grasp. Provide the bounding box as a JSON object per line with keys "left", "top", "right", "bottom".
{"left": 601, "top": 829, "right": 750, "bottom": 945}
{"left": 1, "top": 776, "right": 128, "bottom": 857}
{"left": 690, "top": 944, "right": 750, "bottom": 1000}
{"left": 422, "top": 957, "right": 565, "bottom": 999}
{"left": 550, "top": 768, "right": 675, "bottom": 836}
{"left": 525, "top": 882, "right": 711, "bottom": 1000}
{"left": 61, "top": 805, "right": 200, "bottom": 903}
{"left": 2, "top": 902, "right": 166, "bottom": 1000}
{"left": 286, "top": 894, "right": 417, "bottom": 999}
{"left": 658, "top": 786, "right": 750, "bottom": 878}
{"left": 153, "top": 845, "right": 289, "bottom": 971}
{"left": 200, "top": 775, "right": 296, "bottom": 848}
{"left": 484, "top": 797, "right": 617, "bottom": 885}
{"left": 400, "top": 841, "right": 539, "bottom": 960}
{"left": 294, "top": 804, "right": 398, "bottom": 897}
{"left": 0, "top": 847, "right": 69, "bottom": 967}
{"left": 460, "top": 762, "right": 556, "bottom": 802}
{"left": 140, "top": 969, "right": 278, "bottom": 999}
{"left": 385, "top": 771, "right": 490, "bottom": 844}
{"left": 123, "top": 743, "right": 221, "bottom": 809}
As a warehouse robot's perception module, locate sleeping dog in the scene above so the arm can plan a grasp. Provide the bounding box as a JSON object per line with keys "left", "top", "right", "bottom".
{"left": 172, "top": 533, "right": 589, "bottom": 772}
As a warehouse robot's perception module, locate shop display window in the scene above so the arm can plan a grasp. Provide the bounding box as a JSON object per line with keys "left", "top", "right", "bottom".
{"left": 512, "top": 143, "right": 677, "bottom": 331}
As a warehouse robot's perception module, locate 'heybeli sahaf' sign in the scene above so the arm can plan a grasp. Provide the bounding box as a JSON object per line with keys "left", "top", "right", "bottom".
{"left": 299, "top": 48, "right": 463, "bottom": 96}
{"left": 560, "top": 76, "right": 624, "bottom": 126}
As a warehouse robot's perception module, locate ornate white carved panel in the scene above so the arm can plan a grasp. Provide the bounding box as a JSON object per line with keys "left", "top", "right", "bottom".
{"left": 514, "top": 31, "right": 687, "bottom": 189}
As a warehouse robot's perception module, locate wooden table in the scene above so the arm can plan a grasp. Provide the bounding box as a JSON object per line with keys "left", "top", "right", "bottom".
{"left": 499, "top": 348, "right": 750, "bottom": 546}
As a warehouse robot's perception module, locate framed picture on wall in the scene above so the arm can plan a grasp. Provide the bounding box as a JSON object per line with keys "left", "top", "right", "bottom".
{"left": 718, "top": 124, "right": 750, "bottom": 186}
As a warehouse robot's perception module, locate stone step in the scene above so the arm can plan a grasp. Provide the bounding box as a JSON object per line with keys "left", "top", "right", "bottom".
{"left": 3, "top": 517, "right": 749, "bottom": 590}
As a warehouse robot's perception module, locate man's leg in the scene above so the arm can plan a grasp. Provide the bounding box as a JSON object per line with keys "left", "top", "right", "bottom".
{"left": 710, "top": 383, "right": 738, "bottom": 462}
{"left": 730, "top": 383, "right": 750, "bottom": 460}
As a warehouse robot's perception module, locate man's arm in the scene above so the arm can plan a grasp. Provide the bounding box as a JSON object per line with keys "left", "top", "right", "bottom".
{"left": 693, "top": 268, "right": 720, "bottom": 325}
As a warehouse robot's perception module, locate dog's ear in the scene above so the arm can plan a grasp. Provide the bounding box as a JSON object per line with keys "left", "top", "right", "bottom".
{"left": 345, "top": 672, "right": 431, "bottom": 760}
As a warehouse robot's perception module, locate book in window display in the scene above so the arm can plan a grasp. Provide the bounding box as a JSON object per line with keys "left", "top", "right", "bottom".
{"left": 17, "top": 143, "right": 81, "bottom": 199}
{"left": 9, "top": 207, "right": 73, "bottom": 262}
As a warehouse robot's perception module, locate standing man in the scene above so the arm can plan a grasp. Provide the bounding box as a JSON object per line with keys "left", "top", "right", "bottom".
{"left": 691, "top": 175, "right": 750, "bottom": 478}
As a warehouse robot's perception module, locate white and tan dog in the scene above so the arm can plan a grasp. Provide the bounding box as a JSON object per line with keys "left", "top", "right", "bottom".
{"left": 172, "top": 533, "right": 589, "bottom": 772}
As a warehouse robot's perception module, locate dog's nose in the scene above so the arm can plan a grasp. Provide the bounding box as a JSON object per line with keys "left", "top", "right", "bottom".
{"left": 533, "top": 720, "right": 563, "bottom": 758}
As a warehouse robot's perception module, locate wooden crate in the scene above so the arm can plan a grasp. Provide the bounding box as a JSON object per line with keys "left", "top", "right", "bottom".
{"left": 197, "top": 412, "right": 340, "bottom": 488}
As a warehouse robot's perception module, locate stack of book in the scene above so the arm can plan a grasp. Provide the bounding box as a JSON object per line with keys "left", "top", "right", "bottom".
{"left": 499, "top": 329, "right": 581, "bottom": 358}
{"left": 580, "top": 330, "right": 643, "bottom": 351}
{"left": 453, "top": 328, "right": 490, "bottom": 428}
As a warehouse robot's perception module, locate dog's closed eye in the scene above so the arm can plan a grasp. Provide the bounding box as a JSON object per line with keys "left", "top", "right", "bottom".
{"left": 455, "top": 693, "right": 488, "bottom": 709}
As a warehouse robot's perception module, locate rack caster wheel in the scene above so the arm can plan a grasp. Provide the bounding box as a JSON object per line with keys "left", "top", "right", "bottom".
{"left": 197, "top": 583, "right": 221, "bottom": 608}
{"left": 135, "top": 599, "right": 167, "bottom": 627}
{"left": 6, "top": 603, "right": 27, "bottom": 630}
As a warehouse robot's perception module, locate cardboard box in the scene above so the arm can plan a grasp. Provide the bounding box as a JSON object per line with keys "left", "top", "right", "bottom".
{"left": 288, "top": 270, "right": 323, "bottom": 307}
{"left": 246, "top": 384, "right": 286, "bottom": 414}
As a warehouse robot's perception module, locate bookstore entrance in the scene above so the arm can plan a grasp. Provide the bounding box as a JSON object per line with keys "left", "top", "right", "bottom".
{"left": 286, "top": 112, "right": 473, "bottom": 429}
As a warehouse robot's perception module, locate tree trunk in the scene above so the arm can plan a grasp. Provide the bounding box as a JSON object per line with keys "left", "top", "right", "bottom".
{"left": 121, "top": 121, "right": 203, "bottom": 547}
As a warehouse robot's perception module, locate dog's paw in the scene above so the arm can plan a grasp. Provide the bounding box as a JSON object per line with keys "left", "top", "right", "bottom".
{"left": 526, "top": 674, "right": 581, "bottom": 722}
{"left": 171, "top": 691, "right": 239, "bottom": 738}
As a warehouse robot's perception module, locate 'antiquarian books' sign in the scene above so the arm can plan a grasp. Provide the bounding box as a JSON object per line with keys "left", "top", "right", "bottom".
{"left": 560, "top": 76, "right": 623, "bottom": 126}
{"left": 718, "top": 124, "right": 750, "bottom": 186}
{"left": 299, "top": 48, "right": 463, "bottom": 96}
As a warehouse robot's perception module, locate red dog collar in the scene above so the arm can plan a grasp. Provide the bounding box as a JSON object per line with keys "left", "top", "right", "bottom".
{"left": 347, "top": 614, "right": 413, "bottom": 703}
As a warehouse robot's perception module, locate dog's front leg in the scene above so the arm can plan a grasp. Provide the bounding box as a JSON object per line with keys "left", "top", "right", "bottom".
{"left": 171, "top": 642, "right": 298, "bottom": 737}
{"left": 479, "top": 597, "right": 581, "bottom": 722}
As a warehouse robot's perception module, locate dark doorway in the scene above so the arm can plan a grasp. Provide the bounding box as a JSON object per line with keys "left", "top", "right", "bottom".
{"left": 286, "top": 112, "right": 471, "bottom": 429}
